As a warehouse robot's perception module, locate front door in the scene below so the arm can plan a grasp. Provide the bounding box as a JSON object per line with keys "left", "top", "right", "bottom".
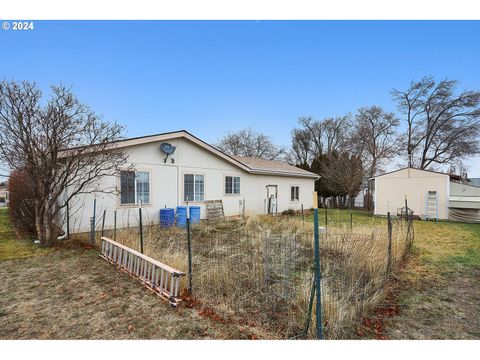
{"left": 266, "top": 185, "right": 278, "bottom": 214}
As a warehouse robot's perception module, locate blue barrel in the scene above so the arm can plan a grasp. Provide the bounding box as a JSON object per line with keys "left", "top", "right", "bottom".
{"left": 189, "top": 206, "right": 201, "bottom": 225}
{"left": 160, "top": 208, "right": 175, "bottom": 228}
{"left": 176, "top": 206, "right": 187, "bottom": 228}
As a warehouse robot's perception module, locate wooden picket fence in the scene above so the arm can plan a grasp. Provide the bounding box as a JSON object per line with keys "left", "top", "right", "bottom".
{"left": 100, "top": 236, "right": 185, "bottom": 306}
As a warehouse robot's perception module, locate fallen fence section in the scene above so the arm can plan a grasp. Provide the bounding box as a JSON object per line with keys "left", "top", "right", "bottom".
{"left": 100, "top": 236, "right": 185, "bottom": 306}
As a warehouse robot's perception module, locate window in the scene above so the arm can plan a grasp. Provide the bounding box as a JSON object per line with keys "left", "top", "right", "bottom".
{"left": 120, "top": 170, "right": 150, "bottom": 205}
{"left": 225, "top": 176, "right": 241, "bottom": 195}
{"left": 184, "top": 174, "right": 204, "bottom": 202}
{"left": 136, "top": 171, "right": 150, "bottom": 204}
{"left": 290, "top": 186, "right": 300, "bottom": 202}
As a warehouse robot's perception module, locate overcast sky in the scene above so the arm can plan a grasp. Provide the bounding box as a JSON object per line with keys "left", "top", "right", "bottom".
{"left": 1, "top": 20, "right": 479, "bottom": 176}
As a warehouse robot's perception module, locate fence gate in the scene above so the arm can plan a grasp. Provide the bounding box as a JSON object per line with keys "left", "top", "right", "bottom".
{"left": 100, "top": 236, "right": 185, "bottom": 306}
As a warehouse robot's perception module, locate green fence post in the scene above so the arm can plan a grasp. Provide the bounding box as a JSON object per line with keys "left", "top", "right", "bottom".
{"left": 89, "top": 217, "right": 95, "bottom": 245}
{"left": 101, "top": 209, "right": 106, "bottom": 238}
{"left": 113, "top": 210, "right": 117, "bottom": 241}
{"left": 91, "top": 198, "right": 97, "bottom": 245}
{"left": 66, "top": 201, "right": 70, "bottom": 240}
{"left": 303, "top": 277, "right": 316, "bottom": 338}
{"left": 325, "top": 206, "right": 328, "bottom": 229}
{"left": 139, "top": 207, "right": 144, "bottom": 254}
{"left": 313, "top": 192, "right": 323, "bottom": 339}
{"left": 386, "top": 212, "right": 392, "bottom": 277}
{"left": 187, "top": 209, "right": 193, "bottom": 294}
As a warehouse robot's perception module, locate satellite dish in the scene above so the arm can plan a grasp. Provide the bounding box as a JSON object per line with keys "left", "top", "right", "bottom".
{"left": 160, "top": 143, "right": 176, "bottom": 163}
{"left": 161, "top": 143, "right": 176, "bottom": 155}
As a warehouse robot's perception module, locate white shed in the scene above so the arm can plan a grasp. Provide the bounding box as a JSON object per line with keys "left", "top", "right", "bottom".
{"left": 372, "top": 167, "right": 480, "bottom": 222}
{"left": 61, "top": 130, "right": 318, "bottom": 233}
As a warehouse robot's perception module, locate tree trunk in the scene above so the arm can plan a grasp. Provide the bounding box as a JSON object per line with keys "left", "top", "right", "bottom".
{"left": 43, "top": 201, "right": 58, "bottom": 246}
{"left": 35, "top": 200, "right": 46, "bottom": 244}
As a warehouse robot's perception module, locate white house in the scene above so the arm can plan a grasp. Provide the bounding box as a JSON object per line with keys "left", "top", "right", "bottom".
{"left": 62, "top": 130, "right": 318, "bottom": 233}
{"left": 371, "top": 167, "right": 480, "bottom": 222}
{"left": 0, "top": 184, "right": 8, "bottom": 207}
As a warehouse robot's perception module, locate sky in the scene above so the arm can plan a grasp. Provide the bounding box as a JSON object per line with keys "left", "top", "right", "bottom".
{"left": 1, "top": 20, "right": 480, "bottom": 176}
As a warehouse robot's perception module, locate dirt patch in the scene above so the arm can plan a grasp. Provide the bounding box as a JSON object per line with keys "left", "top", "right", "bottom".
{"left": 180, "top": 289, "right": 259, "bottom": 340}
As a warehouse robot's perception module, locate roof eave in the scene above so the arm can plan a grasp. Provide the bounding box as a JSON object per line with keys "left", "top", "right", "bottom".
{"left": 249, "top": 169, "right": 320, "bottom": 179}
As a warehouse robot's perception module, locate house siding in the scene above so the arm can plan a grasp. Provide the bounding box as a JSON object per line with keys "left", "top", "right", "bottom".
{"left": 61, "top": 137, "right": 315, "bottom": 233}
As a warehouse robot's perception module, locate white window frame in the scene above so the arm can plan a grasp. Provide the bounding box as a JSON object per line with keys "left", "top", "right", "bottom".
{"left": 183, "top": 173, "right": 205, "bottom": 202}
{"left": 224, "top": 175, "right": 241, "bottom": 196}
{"left": 118, "top": 169, "right": 152, "bottom": 206}
{"left": 290, "top": 185, "right": 300, "bottom": 202}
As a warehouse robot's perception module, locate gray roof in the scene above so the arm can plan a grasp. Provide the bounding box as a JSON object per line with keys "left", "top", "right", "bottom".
{"left": 231, "top": 155, "right": 319, "bottom": 178}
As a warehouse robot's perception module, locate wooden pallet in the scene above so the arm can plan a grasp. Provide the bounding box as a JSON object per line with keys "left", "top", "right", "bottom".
{"left": 205, "top": 200, "right": 224, "bottom": 220}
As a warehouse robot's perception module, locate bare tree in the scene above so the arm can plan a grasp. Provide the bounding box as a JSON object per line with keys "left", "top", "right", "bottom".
{"left": 0, "top": 80, "right": 128, "bottom": 245}
{"left": 215, "top": 127, "right": 285, "bottom": 160}
{"left": 294, "top": 114, "right": 352, "bottom": 160}
{"left": 296, "top": 116, "right": 324, "bottom": 158}
{"left": 322, "top": 115, "right": 352, "bottom": 155}
{"left": 352, "top": 105, "right": 401, "bottom": 178}
{"left": 288, "top": 127, "right": 312, "bottom": 167}
{"left": 392, "top": 77, "right": 480, "bottom": 169}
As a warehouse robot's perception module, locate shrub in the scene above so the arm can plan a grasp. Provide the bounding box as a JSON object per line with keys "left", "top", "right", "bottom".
{"left": 281, "top": 208, "right": 296, "bottom": 216}
{"left": 8, "top": 169, "right": 36, "bottom": 235}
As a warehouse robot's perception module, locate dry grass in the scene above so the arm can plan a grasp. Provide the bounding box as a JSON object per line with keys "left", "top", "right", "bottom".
{"left": 0, "top": 246, "right": 269, "bottom": 339}
{"left": 0, "top": 209, "right": 266, "bottom": 340}
{"left": 103, "top": 213, "right": 411, "bottom": 339}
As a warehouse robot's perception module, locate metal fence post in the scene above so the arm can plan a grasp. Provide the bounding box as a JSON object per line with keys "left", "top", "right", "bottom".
{"left": 66, "top": 201, "right": 70, "bottom": 240}
{"left": 301, "top": 204, "right": 304, "bottom": 223}
{"left": 386, "top": 212, "right": 392, "bottom": 277}
{"left": 243, "top": 198, "right": 246, "bottom": 219}
{"left": 325, "top": 206, "right": 328, "bottom": 229}
{"left": 113, "top": 210, "right": 117, "bottom": 241}
{"left": 187, "top": 212, "right": 193, "bottom": 294}
{"left": 89, "top": 217, "right": 95, "bottom": 245}
{"left": 405, "top": 197, "right": 413, "bottom": 248}
{"left": 101, "top": 209, "right": 106, "bottom": 238}
{"left": 350, "top": 212, "right": 353, "bottom": 230}
{"left": 139, "top": 207, "right": 144, "bottom": 254}
{"left": 303, "top": 277, "right": 316, "bottom": 338}
{"left": 313, "top": 191, "right": 323, "bottom": 339}
{"left": 92, "top": 198, "right": 97, "bottom": 235}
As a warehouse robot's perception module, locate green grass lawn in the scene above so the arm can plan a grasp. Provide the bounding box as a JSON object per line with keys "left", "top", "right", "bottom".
{"left": 0, "top": 208, "right": 51, "bottom": 261}
{"left": 289, "top": 207, "right": 386, "bottom": 228}
{"left": 384, "top": 217, "right": 480, "bottom": 339}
